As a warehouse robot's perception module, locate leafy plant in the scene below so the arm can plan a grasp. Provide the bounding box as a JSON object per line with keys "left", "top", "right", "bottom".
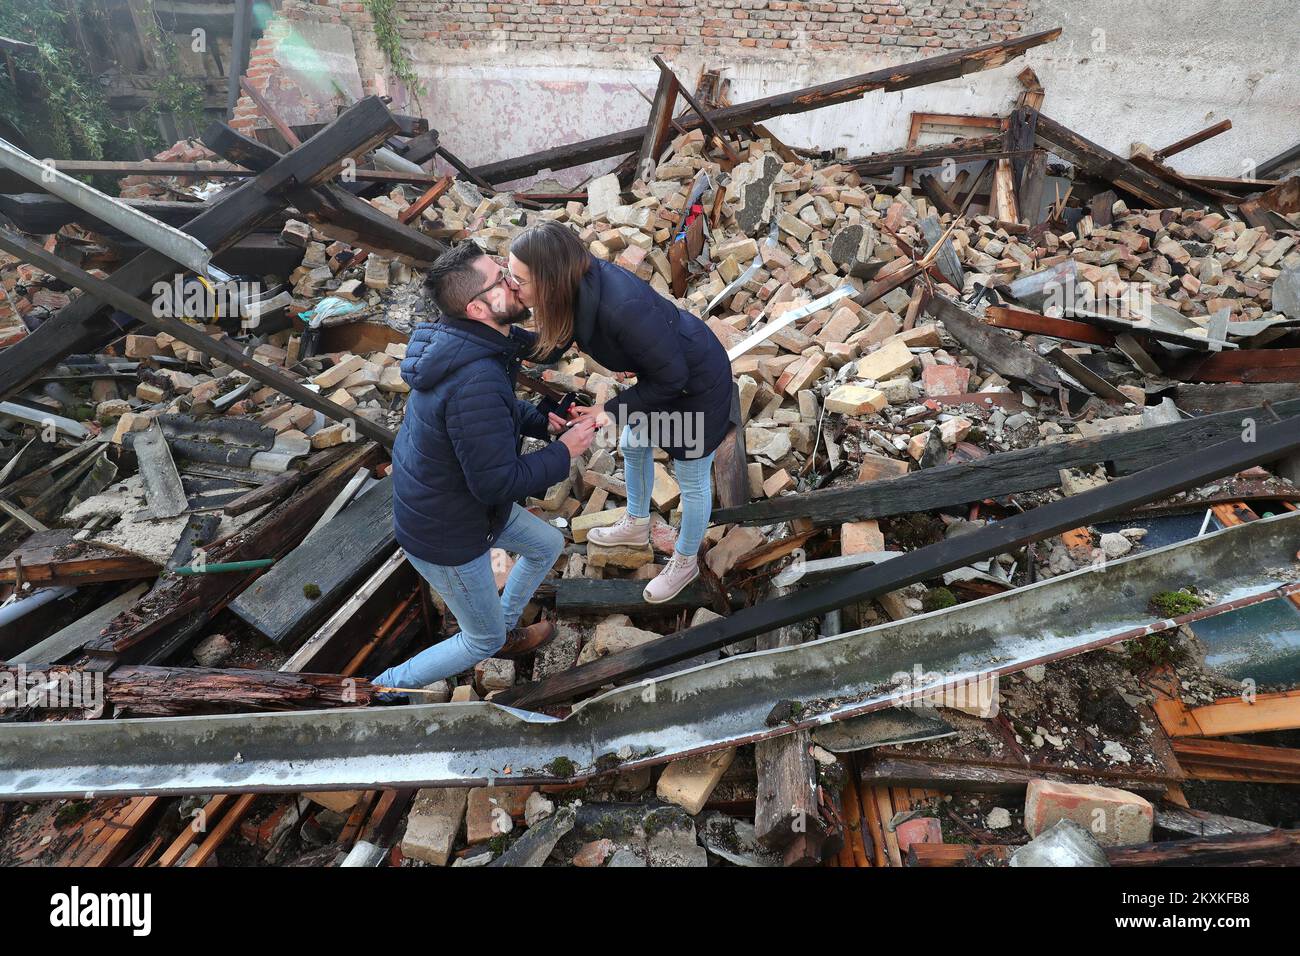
{"left": 0, "top": 0, "right": 162, "bottom": 159}
{"left": 362, "top": 0, "right": 423, "bottom": 108}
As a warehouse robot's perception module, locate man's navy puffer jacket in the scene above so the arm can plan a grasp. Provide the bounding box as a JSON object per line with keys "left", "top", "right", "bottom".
{"left": 391, "top": 317, "right": 569, "bottom": 567}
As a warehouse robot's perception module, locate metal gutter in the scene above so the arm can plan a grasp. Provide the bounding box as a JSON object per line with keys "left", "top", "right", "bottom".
{"left": 0, "top": 512, "right": 1296, "bottom": 800}
{"left": 0, "top": 137, "right": 213, "bottom": 276}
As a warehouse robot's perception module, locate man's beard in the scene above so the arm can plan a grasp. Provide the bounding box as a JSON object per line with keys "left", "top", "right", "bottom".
{"left": 492, "top": 302, "right": 532, "bottom": 325}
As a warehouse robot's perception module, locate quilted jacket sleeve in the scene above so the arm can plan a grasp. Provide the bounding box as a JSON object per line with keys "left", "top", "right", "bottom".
{"left": 446, "top": 371, "right": 570, "bottom": 506}
{"left": 516, "top": 397, "right": 552, "bottom": 441}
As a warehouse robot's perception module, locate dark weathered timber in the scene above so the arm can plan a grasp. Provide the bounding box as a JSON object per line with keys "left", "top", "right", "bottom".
{"left": 1154, "top": 805, "right": 1274, "bottom": 839}
{"left": 849, "top": 134, "right": 1002, "bottom": 175}
{"left": 204, "top": 123, "right": 447, "bottom": 265}
{"left": 222, "top": 470, "right": 301, "bottom": 517}
{"left": 496, "top": 416, "right": 1300, "bottom": 708}
{"left": 0, "top": 193, "right": 266, "bottom": 235}
{"left": 918, "top": 216, "right": 963, "bottom": 288}
{"left": 1258, "top": 139, "right": 1300, "bottom": 179}
{"left": 1045, "top": 346, "right": 1130, "bottom": 404}
{"left": 229, "top": 477, "right": 396, "bottom": 646}
{"left": 81, "top": 443, "right": 383, "bottom": 663}
{"left": 1032, "top": 112, "right": 1202, "bottom": 209}
{"left": 859, "top": 755, "right": 1171, "bottom": 794}
{"left": 926, "top": 293, "right": 1062, "bottom": 393}
{"left": 542, "top": 577, "right": 728, "bottom": 614}
{"left": 1155, "top": 119, "right": 1233, "bottom": 161}
{"left": 471, "top": 29, "right": 1061, "bottom": 183}
{"left": 918, "top": 172, "right": 960, "bottom": 217}
{"left": 0, "top": 97, "right": 398, "bottom": 402}
{"left": 0, "top": 224, "right": 397, "bottom": 448}
{"left": 753, "top": 585, "right": 823, "bottom": 856}
{"left": 0, "top": 664, "right": 372, "bottom": 717}
{"left": 1105, "top": 829, "right": 1300, "bottom": 867}
{"left": 657, "top": 56, "right": 738, "bottom": 164}
{"left": 636, "top": 66, "right": 680, "bottom": 182}
{"left": 712, "top": 398, "right": 1300, "bottom": 527}
{"left": 1169, "top": 383, "right": 1300, "bottom": 414}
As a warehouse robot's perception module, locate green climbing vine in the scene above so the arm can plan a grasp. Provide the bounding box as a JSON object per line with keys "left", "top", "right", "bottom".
{"left": 0, "top": 0, "right": 116, "bottom": 157}
{"left": 141, "top": 2, "right": 209, "bottom": 132}
{"left": 0, "top": 0, "right": 166, "bottom": 159}
{"left": 361, "top": 0, "right": 423, "bottom": 107}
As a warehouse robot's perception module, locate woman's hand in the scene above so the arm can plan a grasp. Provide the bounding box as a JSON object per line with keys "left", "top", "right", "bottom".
{"left": 570, "top": 403, "right": 612, "bottom": 428}
{"left": 559, "top": 418, "right": 597, "bottom": 458}
{"left": 546, "top": 412, "right": 568, "bottom": 435}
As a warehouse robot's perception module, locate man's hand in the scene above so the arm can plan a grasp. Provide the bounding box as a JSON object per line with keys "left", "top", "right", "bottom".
{"left": 546, "top": 412, "right": 568, "bottom": 435}
{"left": 559, "top": 417, "right": 597, "bottom": 458}
{"left": 570, "top": 402, "right": 612, "bottom": 429}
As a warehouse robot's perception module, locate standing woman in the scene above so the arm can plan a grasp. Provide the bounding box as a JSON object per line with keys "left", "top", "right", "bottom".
{"left": 509, "top": 221, "right": 735, "bottom": 604}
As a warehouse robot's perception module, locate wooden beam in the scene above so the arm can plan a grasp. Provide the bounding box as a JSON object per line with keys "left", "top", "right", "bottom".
{"left": 470, "top": 29, "right": 1062, "bottom": 184}
{"left": 1033, "top": 111, "right": 1202, "bottom": 209}
{"left": 1157, "top": 690, "right": 1300, "bottom": 738}
{"left": 80, "top": 443, "right": 382, "bottom": 663}
{"left": 495, "top": 413, "right": 1300, "bottom": 708}
{"left": 1105, "top": 829, "right": 1300, "bottom": 866}
{"left": 712, "top": 398, "right": 1300, "bottom": 528}
{"left": 1154, "top": 119, "right": 1232, "bottom": 161}
{"left": 848, "top": 133, "right": 1003, "bottom": 174}
{"left": 753, "top": 585, "right": 822, "bottom": 857}
{"left": 656, "top": 56, "right": 739, "bottom": 165}
{"left": 636, "top": 67, "right": 680, "bottom": 183}
{"left": 0, "top": 224, "right": 398, "bottom": 448}
{"left": 0, "top": 96, "right": 399, "bottom": 402}
{"left": 926, "top": 293, "right": 1062, "bottom": 393}
{"left": 984, "top": 305, "right": 1115, "bottom": 345}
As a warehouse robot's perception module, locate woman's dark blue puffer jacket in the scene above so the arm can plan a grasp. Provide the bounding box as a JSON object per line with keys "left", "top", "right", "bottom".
{"left": 391, "top": 317, "right": 569, "bottom": 566}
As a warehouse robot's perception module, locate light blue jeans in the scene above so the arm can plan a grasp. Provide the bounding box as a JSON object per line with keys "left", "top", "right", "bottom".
{"left": 621, "top": 423, "right": 715, "bottom": 558}
{"left": 373, "top": 504, "right": 565, "bottom": 690}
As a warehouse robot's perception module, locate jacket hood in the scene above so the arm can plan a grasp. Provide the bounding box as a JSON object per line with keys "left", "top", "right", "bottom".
{"left": 400, "top": 318, "right": 522, "bottom": 391}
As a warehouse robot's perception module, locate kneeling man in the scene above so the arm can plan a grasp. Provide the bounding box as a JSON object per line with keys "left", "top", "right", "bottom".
{"left": 374, "top": 243, "right": 595, "bottom": 694}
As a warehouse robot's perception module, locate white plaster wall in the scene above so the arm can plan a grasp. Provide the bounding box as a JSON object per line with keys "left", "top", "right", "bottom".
{"left": 410, "top": 0, "right": 1300, "bottom": 189}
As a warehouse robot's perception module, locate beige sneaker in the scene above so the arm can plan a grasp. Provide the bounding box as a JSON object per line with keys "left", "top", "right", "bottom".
{"left": 643, "top": 552, "right": 700, "bottom": 604}
{"left": 587, "top": 513, "right": 650, "bottom": 547}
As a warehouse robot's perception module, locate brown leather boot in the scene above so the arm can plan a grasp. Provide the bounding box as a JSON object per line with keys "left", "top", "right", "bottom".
{"left": 498, "top": 619, "right": 556, "bottom": 659}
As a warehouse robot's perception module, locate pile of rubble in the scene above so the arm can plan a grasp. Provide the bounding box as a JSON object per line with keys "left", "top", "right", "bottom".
{"left": 0, "top": 27, "right": 1298, "bottom": 869}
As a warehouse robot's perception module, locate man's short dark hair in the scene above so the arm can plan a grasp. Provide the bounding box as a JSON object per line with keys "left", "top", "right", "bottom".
{"left": 424, "top": 242, "right": 488, "bottom": 317}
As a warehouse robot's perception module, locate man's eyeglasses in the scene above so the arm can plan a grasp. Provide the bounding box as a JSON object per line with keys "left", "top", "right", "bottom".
{"left": 469, "top": 259, "right": 517, "bottom": 307}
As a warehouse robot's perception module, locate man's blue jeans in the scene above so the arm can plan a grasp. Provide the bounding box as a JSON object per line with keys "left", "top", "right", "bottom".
{"left": 374, "top": 504, "right": 565, "bottom": 689}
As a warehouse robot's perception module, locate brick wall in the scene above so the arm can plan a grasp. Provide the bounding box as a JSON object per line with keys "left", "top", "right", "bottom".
{"left": 392, "top": 0, "right": 1030, "bottom": 54}
{"left": 231, "top": 0, "right": 390, "bottom": 137}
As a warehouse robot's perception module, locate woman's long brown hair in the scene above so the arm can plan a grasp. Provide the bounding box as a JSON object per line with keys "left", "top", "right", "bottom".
{"left": 510, "top": 221, "right": 590, "bottom": 359}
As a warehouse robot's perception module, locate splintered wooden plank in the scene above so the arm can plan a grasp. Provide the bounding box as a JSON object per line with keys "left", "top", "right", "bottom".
{"left": 753, "top": 585, "right": 820, "bottom": 857}
{"left": 229, "top": 477, "right": 396, "bottom": 646}
{"left": 984, "top": 305, "right": 1115, "bottom": 346}
{"left": 711, "top": 421, "right": 750, "bottom": 510}
{"left": 1160, "top": 690, "right": 1300, "bottom": 738}
{"left": 0, "top": 529, "right": 159, "bottom": 586}
{"left": 133, "top": 422, "right": 188, "bottom": 518}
